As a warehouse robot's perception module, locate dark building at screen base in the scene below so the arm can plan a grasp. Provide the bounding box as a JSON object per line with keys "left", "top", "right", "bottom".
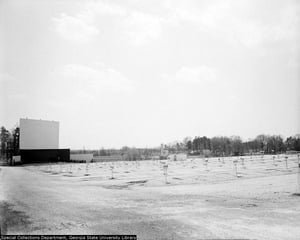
{"left": 20, "top": 149, "right": 70, "bottom": 164}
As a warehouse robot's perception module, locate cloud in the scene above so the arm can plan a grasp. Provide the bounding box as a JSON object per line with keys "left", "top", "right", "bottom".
{"left": 273, "top": 4, "right": 300, "bottom": 42}
{"left": 1, "top": 65, "right": 134, "bottom": 119}
{"left": 86, "top": 1, "right": 127, "bottom": 17}
{"left": 33, "top": 63, "right": 135, "bottom": 112}
{"left": 163, "top": 65, "right": 217, "bottom": 85}
{"left": 123, "top": 11, "right": 164, "bottom": 46}
{"left": 57, "top": 63, "right": 134, "bottom": 94}
{"left": 51, "top": 1, "right": 299, "bottom": 48}
{"left": 88, "top": 1, "right": 167, "bottom": 45}
{"left": 52, "top": 13, "right": 99, "bottom": 42}
{"left": 165, "top": 0, "right": 300, "bottom": 49}
{"left": 52, "top": 1, "right": 169, "bottom": 46}
{"left": 168, "top": 1, "right": 265, "bottom": 47}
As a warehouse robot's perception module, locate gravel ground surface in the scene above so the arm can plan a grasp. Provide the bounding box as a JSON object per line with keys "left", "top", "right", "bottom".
{"left": 1, "top": 155, "right": 300, "bottom": 239}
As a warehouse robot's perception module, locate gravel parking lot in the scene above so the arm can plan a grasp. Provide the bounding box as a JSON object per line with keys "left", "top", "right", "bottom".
{"left": 1, "top": 155, "right": 300, "bottom": 239}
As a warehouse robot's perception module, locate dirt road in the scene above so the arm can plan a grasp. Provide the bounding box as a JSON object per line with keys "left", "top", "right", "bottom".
{"left": 1, "top": 164, "right": 300, "bottom": 239}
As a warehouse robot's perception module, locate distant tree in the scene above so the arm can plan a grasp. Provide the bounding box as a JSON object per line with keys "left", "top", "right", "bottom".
{"left": 211, "top": 137, "right": 220, "bottom": 156}
{"left": 12, "top": 127, "right": 20, "bottom": 155}
{"left": 230, "top": 136, "right": 243, "bottom": 156}
{"left": 0, "top": 127, "right": 10, "bottom": 157}
{"left": 121, "top": 146, "right": 141, "bottom": 161}
{"left": 265, "top": 135, "right": 284, "bottom": 154}
{"left": 285, "top": 136, "right": 294, "bottom": 151}
{"left": 99, "top": 148, "right": 109, "bottom": 156}
{"left": 255, "top": 134, "right": 269, "bottom": 152}
{"left": 183, "top": 137, "right": 191, "bottom": 150}
{"left": 294, "top": 135, "right": 300, "bottom": 151}
{"left": 192, "top": 137, "right": 199, "bottom": 152}
{"left": 186, "top": 140, "right": 192, "bottom": 151}
{"left": 211, "top": 137, "right": 227, "bottom": 156}
{"left": 285, "top": 135, "right": 300, "bottom": 151}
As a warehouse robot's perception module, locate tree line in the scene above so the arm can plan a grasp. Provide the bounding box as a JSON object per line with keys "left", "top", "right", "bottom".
{"left": 73, "top": 134, "right": 300, "bottom": 160}
{"left": 183, "top": 134, "right": 300, "bottom": 156}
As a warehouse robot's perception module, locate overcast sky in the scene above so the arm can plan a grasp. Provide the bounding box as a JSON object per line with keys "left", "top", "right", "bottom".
{"left": 1, "top": 0, "right": 299, "bottom": 149}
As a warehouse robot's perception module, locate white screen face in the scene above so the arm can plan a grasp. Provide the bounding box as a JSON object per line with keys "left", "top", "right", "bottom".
{"left": 20, "top": 118, "right": 59, "bottom": 149}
